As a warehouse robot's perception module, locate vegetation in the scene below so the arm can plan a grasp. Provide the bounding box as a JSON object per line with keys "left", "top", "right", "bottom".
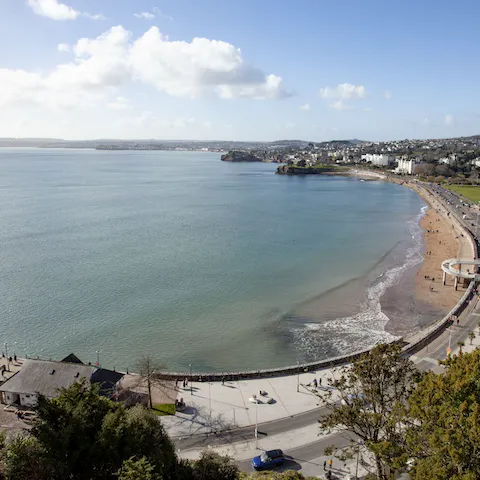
{"left": 4, "top": 347, "right": 480, "bottom": 479}
{"left": 152, "top": 403, "right": 176, "bottom": 416}
{"left": 445, "top": 185, "right": 480, "bottom": 203}
{"left": 317, "top": 344, "right": 418, "bottom": 479}
{"left": 406, "top": 349, "right": 480, "bottom": 479}
{"left": 136, "top": 355, "right": 165, "bottom": 409}
{"left": 468, "top": 331, "right": 476, "bottom": 345}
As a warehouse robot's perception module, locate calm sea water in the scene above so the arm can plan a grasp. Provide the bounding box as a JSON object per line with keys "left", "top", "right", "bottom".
{"left": 0, "top": 149, "right": 425, "bottom": 372}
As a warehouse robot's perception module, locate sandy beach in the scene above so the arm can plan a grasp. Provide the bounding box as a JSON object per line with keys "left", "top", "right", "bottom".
{"left": 410, "top": 184, "right": 473, "bottom": 313}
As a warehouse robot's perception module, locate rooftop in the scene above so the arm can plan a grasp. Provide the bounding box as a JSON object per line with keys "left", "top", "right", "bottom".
{"left": 0, "top": 359, "right": 95, "bottom": 398}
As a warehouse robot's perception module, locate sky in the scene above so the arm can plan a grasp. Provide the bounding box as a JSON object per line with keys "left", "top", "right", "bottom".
{"left": 0, "top": 0, "right": 479, "bottom": 141}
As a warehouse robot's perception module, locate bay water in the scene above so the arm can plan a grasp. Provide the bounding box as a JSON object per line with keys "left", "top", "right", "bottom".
{"left": 0, "top": 149, "right": 426, "bottom": 372}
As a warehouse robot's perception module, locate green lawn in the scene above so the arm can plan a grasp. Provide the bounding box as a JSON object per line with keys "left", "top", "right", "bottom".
{"left": 152, "top": 404, "right": 176, "bottom": 416}
{"left": 446, "top": 185, "right": 480, "bottom": 203}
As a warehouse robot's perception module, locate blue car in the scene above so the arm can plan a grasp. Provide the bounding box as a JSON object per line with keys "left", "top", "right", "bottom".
{"left": 252, "top": 449, "right": 285, "bottom": 470}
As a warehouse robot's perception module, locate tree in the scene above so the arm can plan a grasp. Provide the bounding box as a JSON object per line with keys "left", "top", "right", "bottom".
{"left": 317, "top": 344, "right": 418, "bottom": 479}
{"left": 457, "top": 341, "right": 465, "bottom": 353}
{"left": 188, "top": 450, "right": 239, "bottom": 480}
{"left": 136, "top": 356, "right": 164, "bottom": 409}
{"left": 468, "top": 331, "right": 476, "bottom": 345}
{"left": 28, "top": 381, "right": 177, "bottom": 480}
{"left": 406, "top": 349, "right": 480, "bottom": 479}
{"left": 117, "top": 457, "right": 161, "bottom": 480}
{"left": 2, "top": 434, "right": 52, "bottom": 480}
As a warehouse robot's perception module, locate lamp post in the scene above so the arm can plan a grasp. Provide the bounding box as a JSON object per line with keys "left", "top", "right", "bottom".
{"left": 189, "top": 364, "right": 192, "bottom": 395}
{"left": 296, "top": 360, "right": 300, "bottom": 393}
{"left": 95, "top": 350, "right": 101, "bottom": 368}
{"left": 4, "top": 343, "right": 9, "bottom": 372}
{"left": 253, "top": 394, "right": 259, "bottom": 449}
{"left": 355, "top": 439, "right": 363, "bottom": 479}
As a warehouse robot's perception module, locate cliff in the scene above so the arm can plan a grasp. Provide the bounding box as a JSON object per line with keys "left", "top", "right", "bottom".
{"left": 220, "top": 151, "right": 263, "bottom": 162}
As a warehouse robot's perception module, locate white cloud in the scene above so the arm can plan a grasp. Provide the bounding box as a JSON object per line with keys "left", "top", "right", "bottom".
{"left": 134, "top": 7, "right": 173, "bottom": 21}
{"left": 300, "top": 103, "right": 310, "bottom": 111}
{"left": 319, "top": 83, "right": 367, "bottom": 100}
{"left": 27, "top": 0, "right": 78, "bottom": 20}
{"left": 134, "top": 12, "right": 156, "bottom": 20}
{"left": 330, "top": 100, "right": 353, "bottom": 111}
{"left": 384, "top": 90, "right": 392, "bottom": 100}
{"left": 444, "top": 114, "right": 454, "bottom": 126}
{"left": 285, "top": 122, "right": 295, "bottom": 129}
{"left": 0, "top": 25, "right": 290, "bottom": 115}
{"left": 152, "top": 7, "right": 173, "bottom": 21}
{"left": 27, "top": 0, "right": 104, "bottom": 21}
{"left": 82, "top": 12, "right": 106, "bottom": 20}
{"left": 57, "top": 43, "right": 70, "bottom": 52}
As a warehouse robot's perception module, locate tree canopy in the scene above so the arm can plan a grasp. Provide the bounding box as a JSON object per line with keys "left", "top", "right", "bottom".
{"left": 318, "top": 343, "right": 418, "bottom": 479}
{"left": 407, "top": 349, "right": 480, "bottom": 480}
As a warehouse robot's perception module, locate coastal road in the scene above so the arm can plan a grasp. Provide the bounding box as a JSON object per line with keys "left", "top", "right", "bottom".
{"left": 175, "top": 405, "right": 330, "bottom": 450}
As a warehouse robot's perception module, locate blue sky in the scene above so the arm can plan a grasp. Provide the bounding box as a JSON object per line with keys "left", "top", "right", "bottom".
{"left": 0, "top": 0, "right": 478, "bottom": 141}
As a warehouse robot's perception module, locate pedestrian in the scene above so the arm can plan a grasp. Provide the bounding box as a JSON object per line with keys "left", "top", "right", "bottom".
{"left": 329, "top": 458, "right": 333, "bottom": 470}
{"left": 312, "top": 378, "right": 318, "bottom": 388}
{"left": 323, "top": 460, "right": 327, "bottom": 471}
{"left": 222, "top": 376, "right": 225, "bottom": 385}
{"left": 13, "top": 354, "right": 16, "bottom": 362}
{"left": 185, "top": 377, "right": 188, "bottom": 387}
{"left": 457, "top": 317, "right": 460, "bottom": 325}
{"left": 175, "top": 378, "right": 179, "bottom": 388}
{"left": 183, "top": 378, "right": 186, "bottom": 388}
{"left": 319, "top": 377, "right": 322, "bottom": 386}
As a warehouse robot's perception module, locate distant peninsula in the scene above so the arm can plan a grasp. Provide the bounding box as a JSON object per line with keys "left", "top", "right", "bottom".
{"left": 220, "top": 151, "right": 263, "bottom": 162}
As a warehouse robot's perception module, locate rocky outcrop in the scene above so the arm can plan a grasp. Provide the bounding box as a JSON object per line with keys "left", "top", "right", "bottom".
{"left": 221, "top": 151, "right": 263, "bottom": 162}
{"left": 276, "top": 164, "right": 340, "bottom": 175}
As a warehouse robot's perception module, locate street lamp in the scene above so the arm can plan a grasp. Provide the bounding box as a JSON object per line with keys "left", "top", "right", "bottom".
{"left": 296, "top": 360, "right": 300, "bottom": 393}
{"left": 189, "top": 364, "right": 193, "bottom": 395}
{"left": 4, "top": 343, "right": 9, "bottom": 372}
{"left": 95, "top": 350, "right": 101, "bottom": 368}
{"left": 253, "top": 394, "right": 259, "bottom": 449}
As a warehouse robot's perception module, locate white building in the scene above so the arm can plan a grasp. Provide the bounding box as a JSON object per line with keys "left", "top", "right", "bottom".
{"left": 395, "top": 158, "right": 415, "bottom": 175}
{"left": 361, "top": 154, "right": 392, "bottom": 166}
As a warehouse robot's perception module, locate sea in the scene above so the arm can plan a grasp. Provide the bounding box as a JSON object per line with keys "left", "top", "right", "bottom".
{"left": 0, "top": 149, "right": 433, "bottom": 373}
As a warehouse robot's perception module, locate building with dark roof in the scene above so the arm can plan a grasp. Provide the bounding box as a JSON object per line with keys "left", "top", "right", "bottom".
{"left": 0, "top": 357, "right": 124, "bottom": 408}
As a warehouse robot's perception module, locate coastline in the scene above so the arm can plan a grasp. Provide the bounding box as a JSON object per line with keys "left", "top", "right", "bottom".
{"left": 350, "top": 171, "right": 473, "bottom": 333}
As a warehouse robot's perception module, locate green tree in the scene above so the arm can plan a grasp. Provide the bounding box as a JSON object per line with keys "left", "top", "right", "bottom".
{"left": 406, "top": 349, "right": 480, "bottom": 479}
{"left": 317, "top": 344, "right": 418, "bottom": 479}
{"left": 2, "top": 434, "right": 52, "bottom": 480}
{"left": 30, "top": 380, "right": 177, "bottom": 480}
{"left": 117, "top": 457, "right": 161, "bottom": 480}
{"left": 188, "top": 450, "right": 239, "bottom": 480}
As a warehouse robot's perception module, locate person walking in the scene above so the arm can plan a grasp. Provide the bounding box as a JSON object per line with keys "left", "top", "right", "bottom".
{"left": 319, "top": 377, "right": 322, "bottom": 386}
{"left": 328, "top": 458, "right": 333, "bottom": 470}
{"left": 323, "top": 460, "right": 327, "bottom": 471}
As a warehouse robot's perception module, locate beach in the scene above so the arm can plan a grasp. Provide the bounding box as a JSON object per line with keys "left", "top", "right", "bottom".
{"left": 413, "top": 184, "right": 472, "bottom": 311}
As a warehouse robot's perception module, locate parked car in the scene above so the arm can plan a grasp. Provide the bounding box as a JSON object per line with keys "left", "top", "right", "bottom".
{"left": 252, "top": 449, "right": 285, "bottom": 470}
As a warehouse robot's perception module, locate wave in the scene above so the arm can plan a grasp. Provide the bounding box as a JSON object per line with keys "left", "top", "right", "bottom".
{"left": 291, "top": 204, "right": 428, "bottom": 359}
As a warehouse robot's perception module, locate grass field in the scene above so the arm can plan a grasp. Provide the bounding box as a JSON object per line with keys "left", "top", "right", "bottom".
{"left": 446, "top": 185, "right": 480, "bottom": 203}
{"left": 152, "top": 404, "right": 176, "bottom": 416}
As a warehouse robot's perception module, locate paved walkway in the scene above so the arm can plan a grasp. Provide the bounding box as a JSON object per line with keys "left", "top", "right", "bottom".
{"left": 162, "top": 368, "right": 343, "bottom": 438}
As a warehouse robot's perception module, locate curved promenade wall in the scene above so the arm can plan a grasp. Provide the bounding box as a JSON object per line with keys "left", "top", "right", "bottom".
{"left": 157, "top": 181, "right": 478, "bottom": 382}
